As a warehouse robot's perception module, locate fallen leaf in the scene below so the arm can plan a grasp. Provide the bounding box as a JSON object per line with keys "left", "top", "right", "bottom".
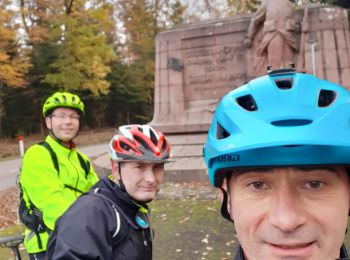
{"left": 201, "top": 237, "right": 209, "bottom": 243}
{"left": 179, "top": 217, "right": 190, "bottom": 224}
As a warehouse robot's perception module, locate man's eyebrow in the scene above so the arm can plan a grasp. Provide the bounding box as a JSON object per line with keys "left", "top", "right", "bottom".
{"left": 296, "top": 166, "right": 339, "bottom": 173}
{"left": 232, "top": 166, "right": 341, "bottom": 176}
{"left": 233, "top": 168, "right": 273, "bottom": 176}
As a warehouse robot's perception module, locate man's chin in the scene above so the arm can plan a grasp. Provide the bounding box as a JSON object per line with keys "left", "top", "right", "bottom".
{"left": 58, "top": 134, "right": 76, "bottom": 141}
{"left": 135, "top": 192, "right": 157, "bottom": 203}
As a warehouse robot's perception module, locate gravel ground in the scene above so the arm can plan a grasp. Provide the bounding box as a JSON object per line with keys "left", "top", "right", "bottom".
{"left": 157, "top": 182, "right": 219, "bottom": 200}
{"left": 0, "top": 187, "right": 19, "bottom": 230}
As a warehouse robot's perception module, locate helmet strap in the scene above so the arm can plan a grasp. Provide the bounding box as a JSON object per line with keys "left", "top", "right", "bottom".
{"left": 117, "top": 162, "right": 127, "bottom": 191}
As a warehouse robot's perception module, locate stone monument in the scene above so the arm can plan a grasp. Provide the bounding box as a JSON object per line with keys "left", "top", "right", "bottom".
{"left": 244, "top": 0, "right": 299, "bottom": 76}
{"left": 95, "top": 4, "right": 350, "bottom": 182}
{"left": 147, "top": 4, "right": 350, "bottom": 182}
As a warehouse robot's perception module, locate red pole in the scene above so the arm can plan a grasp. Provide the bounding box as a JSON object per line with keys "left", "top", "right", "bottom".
{"left": 18, "top": 135, "right": 24, "bottom": 157}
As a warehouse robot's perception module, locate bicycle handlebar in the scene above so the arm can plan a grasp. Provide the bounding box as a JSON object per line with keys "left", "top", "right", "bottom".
{"left": 0, "top": 234, "right": 24, "bottom": 248}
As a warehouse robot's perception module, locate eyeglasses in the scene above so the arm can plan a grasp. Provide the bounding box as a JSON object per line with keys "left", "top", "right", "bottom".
{"left": 50, "top": 113, "right": 80, "bottom": 120}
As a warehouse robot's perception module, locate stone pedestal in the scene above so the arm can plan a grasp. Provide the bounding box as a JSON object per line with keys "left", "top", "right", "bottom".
{"left": 150, "top": 4, "right": 350, "bottom": 135}
{"left": 147, "top": 5, "right": 350, "bottom": 182}
{"left": 96, "top": 5, "right": 350, "bottom": 183}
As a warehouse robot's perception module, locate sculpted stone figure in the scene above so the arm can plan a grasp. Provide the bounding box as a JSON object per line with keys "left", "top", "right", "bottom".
{"left": 245, "top": 0, "right": 299, "bottom": 74}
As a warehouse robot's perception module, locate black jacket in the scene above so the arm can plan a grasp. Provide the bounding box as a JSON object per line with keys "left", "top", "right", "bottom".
{"left": 234, "top": 245, "right": 350, "bottom": 260}
{"left": 46, "top": 177, "right": 152, "bottom": 260}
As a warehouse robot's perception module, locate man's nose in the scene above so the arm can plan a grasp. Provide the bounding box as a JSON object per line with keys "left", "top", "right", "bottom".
{"left": 63, "top": 115, "right": 73, "bottom": 123}
{"left": 144, "top": 167, "right": 156, "bottom": 183}
{"left": 268, "top": 186, "right": 307, "bottom": 233}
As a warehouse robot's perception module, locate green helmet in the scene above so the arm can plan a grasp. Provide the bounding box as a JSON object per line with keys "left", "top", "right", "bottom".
{"left": 42, "top": 92, "right": 85, "bottom": 117}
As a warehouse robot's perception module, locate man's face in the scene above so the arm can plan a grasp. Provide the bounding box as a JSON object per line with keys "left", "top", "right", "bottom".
{"left": 227, "top": 167, "right": 350, "bottom": 260}
{"left": 45, "top": 107, "right": 80, "bottom": 142}
{"left": 112, "top": 161, "right": 164, "bottom": 202}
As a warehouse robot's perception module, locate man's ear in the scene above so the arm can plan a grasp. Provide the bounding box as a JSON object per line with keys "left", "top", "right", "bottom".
{"left": 221, "top": 178, "right": 228, "bottom": 192}
{"left": 218, "top": 178, "right": 229, "bottom": 201}
{"left": 219, "top": 177, "right": 234, "bottom": 223}
{"left": 111, "top": 160, "right": 120, "bottom": 180}
{"left": 227, "top": 194, "right": 232, "bottom": 219}
{"left": 348, "top": 187, "right": 350, "bottom": 216}
{"left": 222, "top": 178, "right": 232, "bottom": 216}
{"left": 45, "top": 116, "right": 52, "bottom": 130}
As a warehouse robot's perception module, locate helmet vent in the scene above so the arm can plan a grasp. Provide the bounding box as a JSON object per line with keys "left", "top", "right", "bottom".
{"left": 134, "top": 135, "right": 151, "bottom": 153}
{"left": 318, "top": 89, "right": 337, "bottom": 107}
{"left": 236, "top": 95, "right": 258, "bottom": 111}
{"left": 149, "top": 130, "right": 158, "bottom": 145}
{"left": 216, "top": 122, "right": 230, "bottom": 139}
{"left": 271, "top": 119, "right": 313, "bottom": 127}
{"left": 161, "top": 139, "right": 167, "bottom": 151}
{"left": 120, "top": 141, "right": 132, "bottom": 151}
{"left": 274, "top": 78, "right": 293, "bottom": 90}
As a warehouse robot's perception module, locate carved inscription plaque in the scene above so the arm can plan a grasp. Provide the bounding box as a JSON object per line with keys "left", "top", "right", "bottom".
{"left": 183, "top": 43, "right": 247, "bottom": 107}
{"left": 152, "top": 5, "right": 350, "bottom": 134}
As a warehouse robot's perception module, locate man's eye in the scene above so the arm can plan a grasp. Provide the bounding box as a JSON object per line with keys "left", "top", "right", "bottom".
{"left": 154, "top": 164, "right": 164, "bottom": 170}
{"left": 304, "top": 181, "right": 325, "bottom": 190}
{"left": 248, "top": 181, "right": 267, "bottom": 190}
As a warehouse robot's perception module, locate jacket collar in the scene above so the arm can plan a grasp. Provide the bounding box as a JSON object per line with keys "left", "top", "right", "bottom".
{"left": 46, "top": 135, "right": 76, "bottom": 151}
{"left": 97, "top": 177, "right": 148, "bottom": 215}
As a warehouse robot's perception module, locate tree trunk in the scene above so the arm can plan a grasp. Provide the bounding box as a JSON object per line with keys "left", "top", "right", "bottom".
{"left": 0, "top": 110, "right": 2, "bottom": 136}
{"left": 0, "top": 83, "right": 3, "bottom": 136}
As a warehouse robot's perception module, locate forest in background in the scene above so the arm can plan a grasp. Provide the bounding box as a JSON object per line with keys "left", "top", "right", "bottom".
{"left": 0, "top": 0, "right": 348, "bottom": 137}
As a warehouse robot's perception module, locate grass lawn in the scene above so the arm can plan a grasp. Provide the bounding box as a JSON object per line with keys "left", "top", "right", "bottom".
{"left": 151, "top": 199, "right": 236, "bottom": 260}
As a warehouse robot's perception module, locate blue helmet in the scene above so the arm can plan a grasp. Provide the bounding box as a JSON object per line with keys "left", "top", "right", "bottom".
{"left": 203, "top": 69, "right": 350, "bottom": 187}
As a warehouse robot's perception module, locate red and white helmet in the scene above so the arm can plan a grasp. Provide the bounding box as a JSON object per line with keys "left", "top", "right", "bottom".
{"left": 109, "top": 124, "right": 172, "bottom": 162}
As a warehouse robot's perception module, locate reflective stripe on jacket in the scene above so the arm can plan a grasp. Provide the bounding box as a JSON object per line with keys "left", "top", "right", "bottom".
{"left": 20, "top": 135, "right": 99, "bottom": 253}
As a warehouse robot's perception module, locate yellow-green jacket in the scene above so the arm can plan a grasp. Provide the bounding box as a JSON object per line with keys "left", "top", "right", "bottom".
{"left": 19, "top": 135, "right": 99, "bottom": 253}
